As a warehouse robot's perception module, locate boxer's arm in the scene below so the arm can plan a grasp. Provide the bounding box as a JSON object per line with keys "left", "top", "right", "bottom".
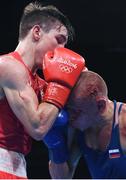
{"left": 49, "top": 149, "right": 82, "bottom": 179}
{"left": 0, "top": 58, "right": 59, "bottom": 140}
{"left": 48, "top": 127, "right": 82, "bottom": 179}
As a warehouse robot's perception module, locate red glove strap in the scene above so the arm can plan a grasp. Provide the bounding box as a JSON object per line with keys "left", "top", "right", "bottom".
{"left": 43, "top": 82, "right": 70, "bottom": 109}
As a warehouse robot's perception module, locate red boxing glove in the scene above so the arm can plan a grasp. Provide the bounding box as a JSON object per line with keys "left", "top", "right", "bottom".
{"left": 43, "top": 47, "right": 85, "bottom": 109}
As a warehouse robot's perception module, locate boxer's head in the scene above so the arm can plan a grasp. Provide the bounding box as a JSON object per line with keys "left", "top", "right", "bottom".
{"left": 18, "top": 1, "right": 75, "bottom": 68}
{"left": 19, "top": 1, "right": 74, "bottom": 41}
{"left": 67, "top": 71, "right": 108, "bottom": 130}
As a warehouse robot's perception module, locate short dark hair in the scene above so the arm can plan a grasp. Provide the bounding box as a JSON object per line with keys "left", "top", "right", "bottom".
{"left": 19, "top": 1, "right": 75, "bottom": 43}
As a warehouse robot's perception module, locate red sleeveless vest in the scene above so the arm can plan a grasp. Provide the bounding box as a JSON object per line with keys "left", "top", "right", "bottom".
{"left": 0, "top": 52, "right": 46, "bottom": 155}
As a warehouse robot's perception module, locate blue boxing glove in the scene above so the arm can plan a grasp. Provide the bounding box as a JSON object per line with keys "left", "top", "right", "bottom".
{"left": 52, "top": 109, "right": 69, "bottom": 127}
{"left": 43, "top": 109, "right": 69, "bottom": 164}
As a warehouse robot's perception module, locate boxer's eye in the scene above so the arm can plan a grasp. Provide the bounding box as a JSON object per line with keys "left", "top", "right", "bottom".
{"left": 55, "top": 34, "right": 67, "bottom": 45}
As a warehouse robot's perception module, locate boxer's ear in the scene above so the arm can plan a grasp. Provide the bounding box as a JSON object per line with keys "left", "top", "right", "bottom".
{"left": 96, "top": 97, "right": 106, "bottom": 114}
{"left": 32, "top": 25, "right": 42, "bottom": 41}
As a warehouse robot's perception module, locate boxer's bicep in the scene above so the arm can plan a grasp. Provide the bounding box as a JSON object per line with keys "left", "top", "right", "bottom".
{"left": 3, "top": 82, "right": 39, "bottom": 125}
{"left": 1, "top": 62, "right": 40, "bottom": 137}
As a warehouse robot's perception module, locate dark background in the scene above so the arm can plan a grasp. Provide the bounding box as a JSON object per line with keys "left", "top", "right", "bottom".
{"left": 0, "top": 0, "right": 126, "bottom": 178}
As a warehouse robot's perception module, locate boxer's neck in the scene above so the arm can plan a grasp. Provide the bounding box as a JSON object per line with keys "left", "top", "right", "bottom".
{"left": 15, "top": 40, "right": 37, "bottom": 74}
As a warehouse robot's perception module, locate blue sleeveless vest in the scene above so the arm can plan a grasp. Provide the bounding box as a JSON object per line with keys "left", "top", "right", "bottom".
{"left": 78, "top": 100, "right": 126, "bottom": 178}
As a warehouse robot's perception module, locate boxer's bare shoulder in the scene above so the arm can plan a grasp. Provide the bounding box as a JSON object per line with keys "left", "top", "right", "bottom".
{"left": 0, "top": 55, "right": 30, "bottom": 99}
{"left": 0, "top": 56, "right": 30, "bottom": 86}
{"left": 119, "top": 103, "right": 126, "bottom": 133}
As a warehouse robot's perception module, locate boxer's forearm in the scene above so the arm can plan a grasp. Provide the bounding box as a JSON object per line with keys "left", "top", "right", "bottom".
{"left": 48, "top": 147, "right": 80, "bottom": 179}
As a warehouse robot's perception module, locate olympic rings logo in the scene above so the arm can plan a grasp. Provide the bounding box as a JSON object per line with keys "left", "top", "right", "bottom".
{"left": 59, "top": 64, "right": 73, "bottom": 73}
